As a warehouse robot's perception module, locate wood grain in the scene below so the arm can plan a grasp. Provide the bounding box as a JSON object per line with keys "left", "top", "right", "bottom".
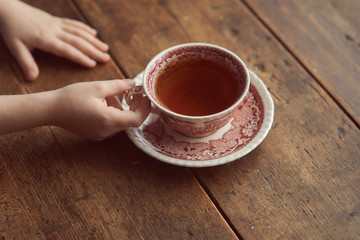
{"left": 70, "top": 0, "right": 360, "bottom": 239}
{"left": 243, "top": 0, "right": 360, "bottom": 126}
{"left": 0, "top": 0, "right": 238, "bottom": 239}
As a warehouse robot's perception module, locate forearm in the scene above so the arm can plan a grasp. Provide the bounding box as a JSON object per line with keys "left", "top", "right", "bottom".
{"left": 0, "top": 91, "right": 57, "bottom": 135}
{"left": 0, "top": 80, "right": 150, "bottom": 140}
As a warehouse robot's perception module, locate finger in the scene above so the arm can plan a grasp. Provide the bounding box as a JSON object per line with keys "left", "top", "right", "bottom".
{"left": 58, "top": 32, "right": 110, "bottom": 63}
{"left": 110, "top": 95, "right": 151, "bottom": 128}
{"left": 95, "top": 79, "right": 136, "bottom": 97}
{"left": 62, "top": 24, "right": 108, "bottom": 52}
{"left": 5, "top": 39, "right": 39, "bottom": 81}
{"left": 61, "top": 18, "right": 97, "bottom": 36}
{"left": 38, "top": 37, "right": 97, "bottom": 68}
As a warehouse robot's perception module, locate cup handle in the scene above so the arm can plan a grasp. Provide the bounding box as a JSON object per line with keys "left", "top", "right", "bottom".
{"left": 124, "top": 85, "right": 160, "bottom": 115}
{"left": 124, "top": 85, "right": 145, "bottom": 106}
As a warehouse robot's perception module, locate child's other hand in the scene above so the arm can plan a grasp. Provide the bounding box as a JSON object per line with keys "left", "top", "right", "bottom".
{"left": 0, "top": 0, "right": 110, "bottom": 81}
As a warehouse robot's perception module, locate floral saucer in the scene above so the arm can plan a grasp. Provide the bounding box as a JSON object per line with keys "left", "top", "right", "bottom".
{"left": 124, "top": 70, "right": 274, "bottom": 167}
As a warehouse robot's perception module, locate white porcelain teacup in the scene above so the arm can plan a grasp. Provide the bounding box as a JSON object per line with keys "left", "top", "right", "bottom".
{"left": 126, "top": 43, "right": 250, "bottom": 138}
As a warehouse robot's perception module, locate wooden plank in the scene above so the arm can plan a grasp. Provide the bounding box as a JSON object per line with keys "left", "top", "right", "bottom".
{"left": 71, "top": 0, "right": 360, "bottom": 239}
{"left": 0, "top": 129, "right": 79, "bottom": 239}
{"left": 243, "top": 0, "right": 360, "bottom": 126}
{"left": 0, "top": 38, "right": 49, "bottom": 240}
{"left": 0, "top": 1, "right": 238, "bottom": 239}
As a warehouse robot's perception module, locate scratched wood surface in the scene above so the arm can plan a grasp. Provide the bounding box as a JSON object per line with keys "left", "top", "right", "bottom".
{"left": 244, "top": 0, "right": 360, "bottom": 126}
{"left": 0, "top": 0, "right": 359, "bottom": 239}
{"left": 72, "top": 0, "right": 360, "bottom": 239}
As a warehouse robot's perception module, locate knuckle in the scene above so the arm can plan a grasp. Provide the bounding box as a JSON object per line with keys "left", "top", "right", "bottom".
{"left": 62, "top": 45, "right": 75, "bottom": 56}
{"left": 36, "top": 29, "right": 50, "bottom": 39}
{"left": 35, "top": 32, "right": 51, "bottom": 47}
{"left": 66, "top": 35, "right": 76, "bottom": 44}
{"left": 131, "top": 117, "right": 144, "bottom": 128}
{"left": 93, "top": 82, "right": 106, "bottom": 93}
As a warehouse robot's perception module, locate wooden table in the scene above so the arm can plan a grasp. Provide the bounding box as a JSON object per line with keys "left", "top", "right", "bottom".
{"left": 1, "top": 0, "right": 359, "bottom": 239}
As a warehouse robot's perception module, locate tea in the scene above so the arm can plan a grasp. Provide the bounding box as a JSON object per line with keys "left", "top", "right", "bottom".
{"left": 155, "top": 59, "right": 240, "bottom": 116}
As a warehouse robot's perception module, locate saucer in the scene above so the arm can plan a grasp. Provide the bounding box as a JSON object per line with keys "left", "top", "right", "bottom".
{"left": 124, "top": 70, "right": 274, "bottom": 167}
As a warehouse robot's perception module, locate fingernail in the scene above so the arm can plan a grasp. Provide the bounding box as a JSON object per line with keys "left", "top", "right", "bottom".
{"left": 91, "top": 28, "right": 97, "bottom": 35}
{"left": 103, "top": 53, "right": 110, "bottom": 61}
{"left": 125, "top": 79, "right": 135, "bottom": 87}
{"left": 89, "top": 59, "right": 97, "bottom": 67}
{"left": 27, "top": 69, "right": 38, "bottom": 81}
{"left": 102, "top": 42, "right": 109, "bottom": 50}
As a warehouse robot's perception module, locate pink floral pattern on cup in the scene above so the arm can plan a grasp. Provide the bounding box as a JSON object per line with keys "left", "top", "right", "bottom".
{"left": 143, "top": 43, "right": 250, "bottom": 137}
{"left": 160, "top": 110, "right": 235, "bottom": 137}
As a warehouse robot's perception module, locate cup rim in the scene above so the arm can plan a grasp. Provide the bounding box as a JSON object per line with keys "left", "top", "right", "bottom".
{"left": 143, "top": 42, "right": 250, "bottom": 120}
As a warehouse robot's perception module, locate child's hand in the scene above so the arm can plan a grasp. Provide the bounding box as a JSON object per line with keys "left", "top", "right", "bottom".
{"left": 0, "top": 0, "right": 110, "bottom": 81}
{"left": 51, "top": 80, "right": 151, "bottom": 140}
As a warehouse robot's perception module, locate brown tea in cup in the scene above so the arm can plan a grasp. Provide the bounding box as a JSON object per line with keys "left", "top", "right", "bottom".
{"left": 155, "top": 58, "right": 241, "bottom": 116}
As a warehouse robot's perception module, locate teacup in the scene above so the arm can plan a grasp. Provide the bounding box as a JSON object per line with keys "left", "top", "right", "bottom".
{"left": 126, "top": 43, "right": 250, "bottom": 138}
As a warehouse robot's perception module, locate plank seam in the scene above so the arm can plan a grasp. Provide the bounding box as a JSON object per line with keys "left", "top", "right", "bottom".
{"left": 47, "top": 126, "right": 65, "bottom": 152}
{"left": 190, "top": 169, "right": 244, "bottom": 240}
{"left": 166, "top": 8, "right": 191, "bottom": 39}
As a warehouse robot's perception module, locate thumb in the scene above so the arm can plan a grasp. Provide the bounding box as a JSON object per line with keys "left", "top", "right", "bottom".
{"left": 110, "top": 94, "right": 151, "bottom": 128}
{"left": 5, "top": 39, "right": 39, "bottom": 81}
